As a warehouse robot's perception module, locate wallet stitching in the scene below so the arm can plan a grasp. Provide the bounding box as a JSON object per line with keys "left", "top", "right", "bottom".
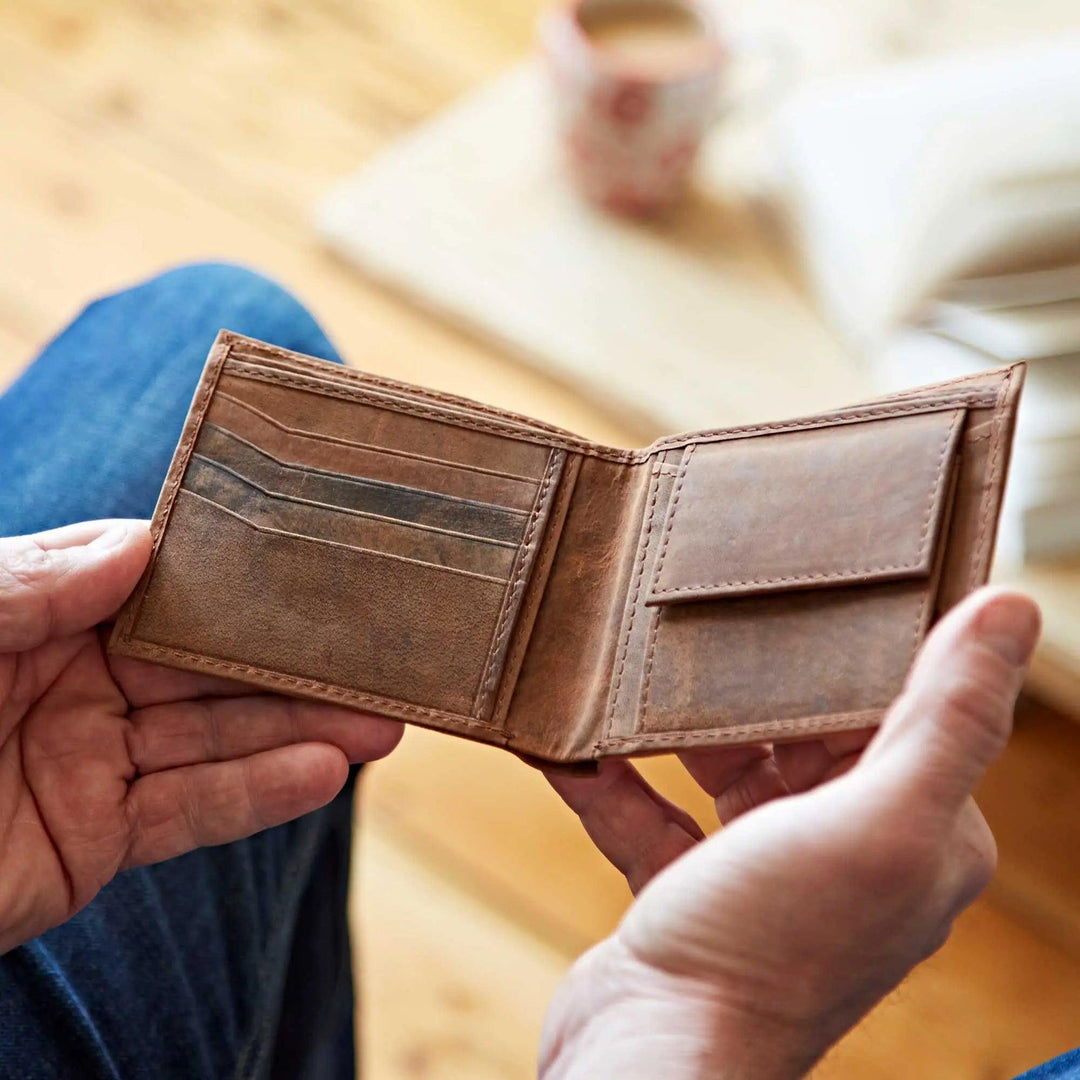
{"left": 907, "top": 414, "right": 967, "bottom": 670}
{"left": 227, "top": 363, "right": 596, "bottom": 455}
{"left": 111, "top": 336, "right": 233, "bottom": 646}
{"left": 643, "top": 393, "right": 996, "bottom": 456}
{"left": 155, "top": 348, "right": 230, "bottom": 538}
{"left": 492, "top": 454, "right": 582, "bottom": 734}
{"left": 225, "top": 360, "right": 998, "bottom": 464}
{"left": 232, "top": 333, "right": 1007, "bottom": 454}
{"left": 860, "top": 366, "right": 1020, "bottom": 402}
{"left": 637, "top": 446, "right": 695, "bottom": 729}
{"left": 599, "top": 707, "right": 884, "bottom": 750}
{"left": 117, "top": 640, "right": 505, "bottom": 733}
{"left": 228, "top": 335, "right": 586, "bottom": 443}
{"left": 643, "top": 441, "right": 690, "bottom": 598}
{"left": 649, "top": 410, "right": 964, "bottom": 599}
{"left": 638, "top": 606, "right": 663, "bottom": 731}
{"left": 473, "top": 448, "right": 561, "bottom": 718}
{"left": 969, "top": 369, "right": 1013, "bottom": 591}
{"left": 604, "top": 460, "right": 667, "bottom": 742}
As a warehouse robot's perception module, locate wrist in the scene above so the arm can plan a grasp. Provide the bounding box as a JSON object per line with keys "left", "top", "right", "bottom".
{"left": 541, "top": 936, "right": 823, "bottom": 1080}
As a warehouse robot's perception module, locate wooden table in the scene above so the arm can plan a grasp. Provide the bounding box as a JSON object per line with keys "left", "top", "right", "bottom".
{"left": 1, "top": 3, "right": 1079, "bottom": 1078}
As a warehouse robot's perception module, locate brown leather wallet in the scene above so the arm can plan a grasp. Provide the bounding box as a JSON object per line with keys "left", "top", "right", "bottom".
{"left": 108, "top": 332, "right": 1023, "bottom": 764}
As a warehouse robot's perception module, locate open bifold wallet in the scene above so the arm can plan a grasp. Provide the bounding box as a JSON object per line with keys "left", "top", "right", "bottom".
{"left": 109, "top": 332, "right": 1023, "bottom": 766}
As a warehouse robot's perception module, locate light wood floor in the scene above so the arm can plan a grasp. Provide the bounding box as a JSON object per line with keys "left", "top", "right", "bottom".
{"left": 1, "top": 3, "right": 1078, "bottom": 1077}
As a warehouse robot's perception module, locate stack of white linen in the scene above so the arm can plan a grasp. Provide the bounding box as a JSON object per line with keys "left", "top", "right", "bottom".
{"left": 770, "top": 41, "right": 1080, "bottom": 565}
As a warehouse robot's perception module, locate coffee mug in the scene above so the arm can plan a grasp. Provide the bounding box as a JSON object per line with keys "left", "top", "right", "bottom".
{"left": 540, "top": 0, "right": 786, "bottom": 215}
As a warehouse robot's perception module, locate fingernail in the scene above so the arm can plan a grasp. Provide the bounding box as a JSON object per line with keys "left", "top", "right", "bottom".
{"left": 88, "top": 523, "right": 130, "bottom": 551}
{"left": 977, "top": 593, "right": 1040, "bottom": 667}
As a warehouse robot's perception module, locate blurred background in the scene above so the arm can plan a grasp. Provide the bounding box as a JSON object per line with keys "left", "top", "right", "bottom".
{"left": 2, "top": 1, "right": 1080, "bottom": 1077}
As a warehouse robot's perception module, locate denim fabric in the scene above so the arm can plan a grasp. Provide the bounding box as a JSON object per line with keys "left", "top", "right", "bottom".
{"left": 0, "top": 264, "right": 356, "bottom": 1080}
{"left": 1017, "top": 1050, "right": 1080, "bottom": 1079}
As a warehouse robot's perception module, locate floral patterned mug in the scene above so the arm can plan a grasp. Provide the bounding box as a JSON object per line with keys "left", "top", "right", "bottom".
{"left": 540, "top": 0, "right": 780, "bottom": 215}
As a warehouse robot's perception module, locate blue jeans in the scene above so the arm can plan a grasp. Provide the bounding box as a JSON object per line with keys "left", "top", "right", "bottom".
{"left": 0, "top": 265, "right": 356, "bottom": 1080}
{"left": 0, "top": 264, "right": 1075, "bottom": 1079}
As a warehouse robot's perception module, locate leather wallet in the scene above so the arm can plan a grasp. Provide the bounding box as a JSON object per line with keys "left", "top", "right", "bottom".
{"left": 109, "top": 332, "right": 1024, "bottom": 765}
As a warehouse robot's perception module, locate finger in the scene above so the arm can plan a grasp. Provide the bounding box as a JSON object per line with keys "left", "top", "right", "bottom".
{"left": 122, "top": 742, "right": 349, "bottom": 867}
{"left": 108, "top": 650, "right": 261, "bottom": 706}
{"left": 127, "top": 695, "right": 404, "bottom": 772}
{"left": 679, "top": 745, "right": 790, "bottom": 824}
{"left": 859, "top": 587, "right": 1039, "bottom": 816}
{"left": 773, "top": 729, "right": 874, "bottom": 794}
{"left": 0, "top": 520, "right": 151, "bottom": 652}
{"left": 547, "top": 758, "right": 704, "bottom": 893}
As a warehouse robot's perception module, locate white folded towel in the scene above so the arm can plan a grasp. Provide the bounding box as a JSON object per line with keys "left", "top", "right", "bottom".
{"left": 771, "top": 40, "right": 1080, "bottom": 349}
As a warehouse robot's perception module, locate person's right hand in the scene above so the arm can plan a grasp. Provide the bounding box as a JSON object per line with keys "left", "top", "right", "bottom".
{"left": 0, "top": 519, "right": 403, "bottom": 955}
{"left": 542, "top": 586, "right": 1040, "bottom": 1079}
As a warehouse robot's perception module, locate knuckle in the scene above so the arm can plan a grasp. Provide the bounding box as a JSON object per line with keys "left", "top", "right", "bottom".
{"left": 200, "top": 699, "right": 225, "bottom": 761}
{"left": 851, "top": 818, "right": 944, "bottom": 897}
{"left": 123, "top": 714, "right": 146, "bottom": 773}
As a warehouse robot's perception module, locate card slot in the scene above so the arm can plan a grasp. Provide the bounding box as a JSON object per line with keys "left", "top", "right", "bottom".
{"left": 190, "top": 451, "right": 518, "bottom": 549}
{"left": 181, "top": 483, "right": 511, "bottom": 586}
{"left": 132, "top": 490, "right": 510, "bottom": 716}
{"left": 215, "top": 391, "right": 537, "bottom": 483}
{"left": 217, "top": 370, "right": 554, "bottom": 481}
{"left": 195, "top": 423, "right": 529, "bottom": 545}
{"left": 225, "top": 354, "right": 575, "bottom": 443}
{"left": 184, "top": 457, "right": 516, "bottom": 580}
{"left": 209, "top": 392, "right": 541, "bottom": 511}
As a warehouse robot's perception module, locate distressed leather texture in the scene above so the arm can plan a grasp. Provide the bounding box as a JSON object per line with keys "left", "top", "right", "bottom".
{"left": 109, "top": 332, "right": 1024, "bottom": 764}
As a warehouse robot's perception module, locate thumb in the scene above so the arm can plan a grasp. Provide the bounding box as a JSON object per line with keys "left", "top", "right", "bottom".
{"left": 857, "top": 586, "right": 1040, "bottom": 816}
{"left": 0, "top": 520, "right": 152, "bottom": 652}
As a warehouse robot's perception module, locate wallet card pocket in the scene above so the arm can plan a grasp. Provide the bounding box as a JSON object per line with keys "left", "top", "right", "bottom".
{"left": 118, "top": 351, "right": 569, "bottom": 731}
{"left": 195, "top": 423, "right": 530, "bottom": 544}
{"left": 131, "top": 490, "right": 511, "bottom": 716}
{"left": 184, "top": 456, "right": 518, "bottom": 578}
{"left": 606, "top": 407, "right": 966, "bottom": 750}
{"left": 213, "top": 370, "right": 553, "bottom": 486}
{"left": 207, "top": 390, "right": 541, "bottom": 511}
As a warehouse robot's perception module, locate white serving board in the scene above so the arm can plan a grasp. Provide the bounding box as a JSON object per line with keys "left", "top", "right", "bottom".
{"left": 317, "top": 62, "right": 864, "bottom": 436}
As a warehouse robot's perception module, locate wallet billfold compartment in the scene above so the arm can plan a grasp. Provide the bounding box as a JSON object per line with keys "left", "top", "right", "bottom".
{"left": 109, "top": 332, "right": 1023, "bottom": 764}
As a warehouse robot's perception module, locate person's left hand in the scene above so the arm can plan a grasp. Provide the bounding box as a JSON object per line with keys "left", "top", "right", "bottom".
{"left": 540, "top": 586, "right": 1038, "bottom": 1078}
{"left": 0, "top": 518, "right": 403, "bottom": 955}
